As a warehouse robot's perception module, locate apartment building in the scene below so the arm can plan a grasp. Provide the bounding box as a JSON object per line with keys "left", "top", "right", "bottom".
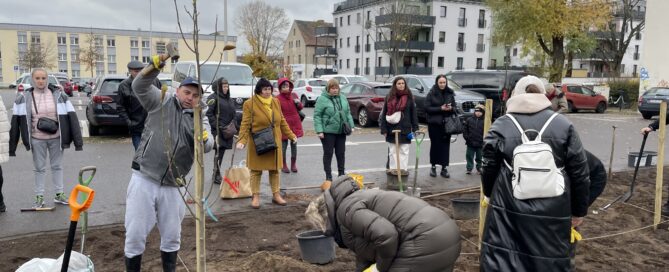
{"left": 283, "top": 20, "right": 335, "bottom": 79}
{"left": 639, "top": 0, "right": 668, "bottom": 95}
{"left": 0, "top": 23, "right": 236, "bottom": 83}
{"left": 330, "top": 0, "right": 492, "bottom": 81}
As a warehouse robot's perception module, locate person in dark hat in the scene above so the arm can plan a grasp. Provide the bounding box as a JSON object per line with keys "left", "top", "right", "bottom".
{"left": 115, "top": 60, "right": 161, "bottom": 150}
{"left": 124, "top": 54, "right": 214, "bottom": 272}
{"left": 206, "top": 77, "right": 237, "bottom": 184}
{"left": 305, "top": 175, "right": 462, "bottom": 272}
{"left": 463, "top": 104, "right": 485, "bottom": 174}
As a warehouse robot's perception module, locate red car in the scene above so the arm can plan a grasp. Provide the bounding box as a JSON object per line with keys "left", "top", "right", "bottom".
{"left": 341, "top": 82, "right": 391, "bottom": 127}
{"left": 558, "top": 84, "right": 607, "bottom": 113}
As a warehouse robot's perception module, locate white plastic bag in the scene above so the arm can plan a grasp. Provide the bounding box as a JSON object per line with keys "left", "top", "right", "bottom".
{"left": 16, "top": 251, "right": 94, "bottom": 272}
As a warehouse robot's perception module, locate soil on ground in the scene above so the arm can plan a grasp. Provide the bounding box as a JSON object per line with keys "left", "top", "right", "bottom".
{"left": 2, "top": 167, "right": 669, "bottom": 271}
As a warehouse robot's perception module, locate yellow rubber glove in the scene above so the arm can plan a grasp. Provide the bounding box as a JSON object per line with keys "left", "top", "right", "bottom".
{"left": 363, "top": 264, "right": 378, "bottom": 272}
{"left": 481, "top": 196, "right": 490, "bottom": 209}
{"left": 152, "top": 55, "right": 165, "bottom": 70}
{"left": 570, "top": 227, "right": 582, "bottom": 243}
{"left": 197, "top": 130, "right": 209, "bottom": 142}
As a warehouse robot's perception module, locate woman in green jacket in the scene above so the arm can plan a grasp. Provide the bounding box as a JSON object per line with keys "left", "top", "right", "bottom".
{"left": 314, "top": 79, "right": 355, "bottom": 183}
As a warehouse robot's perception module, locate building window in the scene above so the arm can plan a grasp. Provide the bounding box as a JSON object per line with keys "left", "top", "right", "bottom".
{"left": 96, "top": 54, "right": 104, "bottom": 62}
{"left": 347, "top": 37, "right": 350, "bottom": 47}
{"left": 72, "top": 70, "right": 80, "bottom": 77}
{"left": 457, "top": 33, "right": 465, "bottom": 51}
{"left": 131, "top": 56, "right": 139, "bottom": 61}
{"left": 31, "top": 32, "right": 41, "bottom": 44}
{"left": 17, "top": 32, "right": 27, "bottom": 44}
{"left": 476, "top": 58, "right": 483, "bottom": 69}
{"left": 339, "top": 59, "right": 342, "bottom": 69}
{"left": 107, "top": 38, "right": 116, "bottom": 47}
{"left": 378, "top": 56, "right": 382, "bottom": 66}
{"left": 108, "top": 70, "right": 116, "bottom": 74}
{"left": 287, "top": 56, "right": 290, "bottom": 64}
{"left": 380, "top": 7, "right": 385, "bottom": 15}
{"left": 293, "top": 28, "right": 296, "bottom": 35}
{"left": 142, "top": 40, "right": 150, "bottom": 48}
{"left": 367, "top": 11, "right": 371, "bottom": 21}
{"left": 297, "top": 40, "right": 301, "bottom": 47}
{"left": 636, "top": 31, "right": 641, "bottom": 40}
{"left": 339, "top": 38, "right": 343, "bottom": 48}
{"left": 130, "top": 39, "right": 138, "bottom": 48}
{"left": 478, "top": 9, "right": 486, "bottom": 28}
{"left": 440, "top": 6, "right": 447, "bottom": 17}
{"left": 438, "top": 57, "right": 444, "bottom": 68}
{"left": 346, "top": 59, "right": 350, "bottom": 69}
{"left": 439, "top": 31, "right": 445, "bottom": 43}
{"left": 59, "top": 69, "right": 68, "bottom": 73}
{"left": 355, "top": 58, "right": 359, "bottom": 68}
{"left": 58, "top": 53, "right": 67, "bottom": 61}
{"left": 458, "top": 8, "right": 467, "bottom": 26}
{"left": 57, "top": 36, "right": 67, "bottom": 45}
{"left": 70, "top": 35, "right": 79, "bottom": 45}
{"left": 94, "top": 36, "right": 103, "bottom": 47}
{"left": 108, "top": 54, "right": 116, "bottom": 63}
{"left": 298, "top": 55, "right": 301, "bottom": 63}
{"left": 71, "top": 49, "right": 79, "bottom": 62}
{"left": 156, "top": 42, "right": 166, "bottom": 54}
{"left": 142, "top": 56, "right": 151, "bottom": 63}
{"left": 490, "top": 59, "right": 497, "bottom": 68}
{"left": 357, "top": 13, "right": 361, "bottom": 24}
{"left": 340, "top": 17, "right": 343, "bottom": 27}
{"left": 347, "top": 15, "right": 351, "bottom": 25}
{"left": 456, "top": 57, "right": 464, "bottom": 70}
{"left": 633, "top": 65, "right": 638, "bottom": 76}
{"left": 513, "top": 48, "right": 518, "bottom": 56}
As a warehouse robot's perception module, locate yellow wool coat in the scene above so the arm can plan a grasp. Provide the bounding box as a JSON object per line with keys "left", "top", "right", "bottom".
{"left": 237, "top": 95, "right": 296, "bottom": 171}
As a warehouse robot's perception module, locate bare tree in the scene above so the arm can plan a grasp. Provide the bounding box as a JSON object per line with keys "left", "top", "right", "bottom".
{"left": 17, "top": 40, "right": 56, "bottom": 70}
{"left": 79, "top": 30, "right": 103, "bottom": 78}
{"left": 596, "top": 0, "right": 645, "bottom": 76}
{"left": 235, "top": 0, "right": 290, "bottom": 57}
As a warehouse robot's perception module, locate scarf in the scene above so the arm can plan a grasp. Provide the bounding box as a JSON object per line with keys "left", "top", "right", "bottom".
{"left": 386, "top": 89, "right": 409, "bottom": 115}
{"left": 256, "top": 94, "right": 273, "bottom": 116}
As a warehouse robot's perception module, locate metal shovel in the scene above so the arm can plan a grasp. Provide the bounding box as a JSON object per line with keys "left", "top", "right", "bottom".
{"left": 600, "top": 131, "right": 648, "bottom": 211}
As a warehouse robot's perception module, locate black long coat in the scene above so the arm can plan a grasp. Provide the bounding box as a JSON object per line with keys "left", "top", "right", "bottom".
{"left": 205, "top": 78, "right": 236, "bottom": 149}
{"left": 424, "top": 86, "right": 457, "bottom": 126}
{"left": 480, "top": 109, "right": 590, "bottom": 271}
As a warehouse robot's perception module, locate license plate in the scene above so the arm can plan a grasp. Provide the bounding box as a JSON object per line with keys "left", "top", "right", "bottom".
{"left": 649, "top": 99, "right": 662, "bottom": 104}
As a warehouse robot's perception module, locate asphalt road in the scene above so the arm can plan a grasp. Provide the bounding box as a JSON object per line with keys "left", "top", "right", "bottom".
{"left": 0, "top": 88, "right": 665, "bottom": 239}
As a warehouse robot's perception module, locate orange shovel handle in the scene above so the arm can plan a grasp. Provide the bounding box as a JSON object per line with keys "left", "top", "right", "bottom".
{"left": 68, "top": 184, "right": 95, "bottom": 222}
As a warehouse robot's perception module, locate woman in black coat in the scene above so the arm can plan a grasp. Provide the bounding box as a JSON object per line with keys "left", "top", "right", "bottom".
{"left": 205, "top": 77, "right": 237, "bottom": 184}
{"left": 424, "top": 75, "right": 457, "bottom": 178}
{"left": 379, "top": 77, "right": 419, "bottom": 174}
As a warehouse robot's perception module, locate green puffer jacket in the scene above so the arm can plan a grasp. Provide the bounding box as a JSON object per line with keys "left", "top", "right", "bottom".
{"left": 314, "top": 92, "right": 355, "bottom": 134}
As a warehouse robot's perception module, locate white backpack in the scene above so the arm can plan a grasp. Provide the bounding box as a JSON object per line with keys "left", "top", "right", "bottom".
{"left": 504, "top": 113, "right": 565, "bottom": 200}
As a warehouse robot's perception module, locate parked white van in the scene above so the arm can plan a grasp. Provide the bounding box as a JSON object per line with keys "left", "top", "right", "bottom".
{"left": 172, "top": 61, "right": 254, "bottom": 110}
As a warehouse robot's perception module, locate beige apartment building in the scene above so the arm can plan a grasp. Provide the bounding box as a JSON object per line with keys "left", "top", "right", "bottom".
{"left": 0, "top": 23, "right": 236, "bottom": 84}
{"left": 283, "top": 20, "right": 336, "bottom": 79}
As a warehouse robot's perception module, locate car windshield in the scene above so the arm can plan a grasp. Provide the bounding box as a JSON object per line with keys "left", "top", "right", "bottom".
{"left": 645, "top": 88, "right": 669, "bottom": 96}
{"left": 199, "top": 64, "right": 253, "bottom": 85}
{"left": 374, "top": 86, "right": 391, "bottom": 96}
{"left": 308, "top": 80, "right": 327, "bottom": 86}
{"left": 348, "top": 76, "right": 367, "bottom": 83}
{"left": 418, "top": 76, "right": 462, "bottom": 91}
{"left": 99, "top": 79, "right": 124, "bottom": 94}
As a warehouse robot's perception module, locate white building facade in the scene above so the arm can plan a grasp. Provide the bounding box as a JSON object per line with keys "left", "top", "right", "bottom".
{"left": 638, "top": 0, "right": 668, "bottom": 96}
{"left": 329, "top": 0, "right": 492, "bottom": 81}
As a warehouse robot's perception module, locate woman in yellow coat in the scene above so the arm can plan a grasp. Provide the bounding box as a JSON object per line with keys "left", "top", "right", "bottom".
{"left": 237, "top": 78, "right": 297, "bottom": 208}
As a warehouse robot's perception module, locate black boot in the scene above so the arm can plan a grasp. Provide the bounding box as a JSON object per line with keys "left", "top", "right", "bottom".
{"left": 161, "top": 250, "right": 178, "bottom": 272}
{"left": 0, "top": 202, "right": 5, "bottom": 212}
{"left": 125, "top": 254, "right": 142, "bottom": 272}
{"left": 430, "top": 165, "right": 437, "bottom": 177}
{"left": 440, "top": 167, "right": 450, "bottom": 178}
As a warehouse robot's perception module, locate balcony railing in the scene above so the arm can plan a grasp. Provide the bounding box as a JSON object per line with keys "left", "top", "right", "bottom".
{"left": 375, "top": 66, "right": 432, "bottom": 75}
{"left": 634, "top": 52, "right": 640, "bottom": 60}
{"left": 365, "top": 43, "right": 371, "bottom": 52}
{"left": 315, "top": 26, "right": 337, "bottom": 37}
{"left": 458, "top": 18, "right": 467, "bottom": 27}
{"left": 375, "top": 40, "right": 434, "bottom": 51}
{"left": 315, "top": 47, "right": 338, "bottom": 57}
{"left": 457, "top": 43, "right": 466, "bottom": 52}
{"left": 376, "top": 13, "right": 436, "bottom": 27}
{"left": 478, "top": 19, "right": 486, "bottom": 28}
{"left": 355, "top": 44, "right": 360, "bottom": 53}
{"left": 476, "top": 43, "right": 485, "bottom": 52}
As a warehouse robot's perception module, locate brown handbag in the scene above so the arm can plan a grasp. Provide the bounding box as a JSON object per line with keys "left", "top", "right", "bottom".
{"left": 221, "top": 121, "right": 237, "bottom": 140}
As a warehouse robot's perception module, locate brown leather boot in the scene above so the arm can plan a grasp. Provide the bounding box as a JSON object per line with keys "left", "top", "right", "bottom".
{"left": 251, "top": 194, "right": 260, "bottom": 209}
{"left": 281, "top": 157, "right": 290, "bottom": 173}
{"left": 272, "top": 192, "right": 287, "bottom": 206}
{"left": 291, "top": 157, "right": 298, "bottom": 172}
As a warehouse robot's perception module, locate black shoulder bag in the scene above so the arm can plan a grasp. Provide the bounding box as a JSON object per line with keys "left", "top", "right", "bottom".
{"left": 31, "top": 92, "right": 59, "bottom": 134}
{"left": 251, "top": 99, "right": 277, "bottom": 155}
{"left": 443, "top": 95, "right": 463, "bottom": 135}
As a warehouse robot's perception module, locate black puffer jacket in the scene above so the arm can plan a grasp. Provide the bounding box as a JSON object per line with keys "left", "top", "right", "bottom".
{"left": 324, "top": 176, "right": 461, "bottom": 272}
{"left": 115, "top": 76, "right": 161, "bottom": 134}
{"left": 379, "top": 96, "right": 419, "bottom": 144}
{"left": 205, "top": 78, "right": 237, "bottom": 149}
{"left": 424, "top": 86, "right": 457, "bottom": 126}
{"left": 481, "top": 107, "right": 590, "bottom": 271}
{"left": 463, "top": 115, "right": 484, "bottom": 148}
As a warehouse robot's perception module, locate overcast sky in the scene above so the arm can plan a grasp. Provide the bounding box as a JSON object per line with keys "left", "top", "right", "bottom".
{"left": 0, "top": 0, "right": 339, "bottom": 54}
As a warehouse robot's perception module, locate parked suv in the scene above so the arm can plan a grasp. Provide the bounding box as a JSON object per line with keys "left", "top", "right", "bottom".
{"left": 639, "top": 87, "right": 669, "bottom": 119}
{"left": 293, "top": 78, "right": 327, "bottom": 107}
{"left": 319, "top": 74, "right": 369, "bottom": 88}
{"left": 85, "top": 74, "right": 127, "bottom": 135}
{"left": 446, "top": 70, "right": 533, "bottom": 117}
{"left": 340, "top": 82, "right": 391, "bottom": 127}
{"left": 556, "top": 84, "right": 607, "bottom": 113}
{"left": 387, "top": 74, "right": 486, "bottom": 120}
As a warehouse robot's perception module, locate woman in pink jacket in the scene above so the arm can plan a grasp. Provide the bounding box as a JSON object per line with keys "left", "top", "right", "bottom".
{"left": 276, "top": 78, "right": 304, "bottom": 173}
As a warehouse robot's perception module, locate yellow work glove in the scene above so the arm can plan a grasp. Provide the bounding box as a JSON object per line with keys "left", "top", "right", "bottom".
{"left": 481, "top": 196, "right": 490, "bottom": 209}
{"left": 197, "top": 130, "right": 209, "bottom": 142}
{"left": 570, "top": 227, "right": 582, "bottom": 243}
{"left": 363, "top": 264, "right": 379, "bottom": 272}
{"left": 152, "top": 55, "right": 165, "bottom": 70}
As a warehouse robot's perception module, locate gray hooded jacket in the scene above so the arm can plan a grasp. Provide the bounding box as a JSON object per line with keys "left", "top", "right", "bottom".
{"left": 325, "top": 176, "right": 461, "bottom": 272}
{"left": 130, "top": 67, "right": 214, "bottom": 187}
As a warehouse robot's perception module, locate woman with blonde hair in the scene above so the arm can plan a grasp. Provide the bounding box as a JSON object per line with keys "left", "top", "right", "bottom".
{"left": 313, "top": 78, "right": 354, "bottom": 186}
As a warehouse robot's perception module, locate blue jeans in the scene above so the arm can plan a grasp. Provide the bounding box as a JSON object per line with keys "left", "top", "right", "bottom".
{"left": 131, "top": 134, "right": 142, "bottom": 151}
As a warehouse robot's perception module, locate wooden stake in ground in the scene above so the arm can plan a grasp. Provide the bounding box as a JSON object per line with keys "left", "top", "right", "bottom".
{"left": 654, "top": 101, "right": 666, "bottom": 230}
{"left": 479, "top": 99, "right": 493, "bottom": 248}
{"left": 608, "top": 125, "right": 617, "bottom": 180}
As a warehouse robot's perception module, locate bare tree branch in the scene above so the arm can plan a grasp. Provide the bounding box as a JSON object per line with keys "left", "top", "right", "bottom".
{"left": 172, "top": 0, "right": 195, "bottom": 53}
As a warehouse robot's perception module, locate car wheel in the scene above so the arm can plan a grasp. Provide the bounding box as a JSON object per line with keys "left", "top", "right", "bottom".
{"left": 595, "top": 102, "right": 607, "bottom": 113}
{"left": 301, "top": 96, "right": 309, "bottom": 108}
{"left": 358, "top": 107, "right": 370, "bottom": 127}
{"left": 568, "top": 101, "right": 578, "bottom": 113}
{"left": 642, "top": 112, "right": 653, "bottom": 120}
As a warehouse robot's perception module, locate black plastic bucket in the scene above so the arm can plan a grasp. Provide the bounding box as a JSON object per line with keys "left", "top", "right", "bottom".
{"left": 627, "top": 151, "right": 657, "bottom": 167}
{"left": 296, "top": 230, "right": 335, "bottom": 264}
{"left": 451, "top": 198, "right": 480, "bottom": 220}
